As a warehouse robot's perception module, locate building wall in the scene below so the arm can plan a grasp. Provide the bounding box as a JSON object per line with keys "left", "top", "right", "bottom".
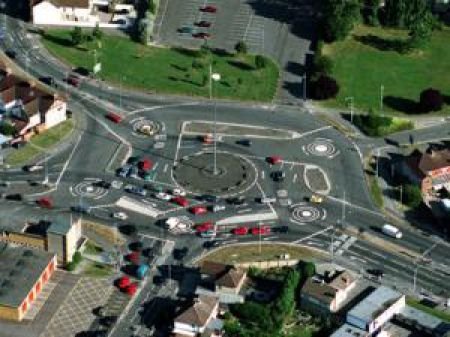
{"left": 46, "top": 232, "right": 65, "bottom": 265}
{"left": 22, "top": 113, "right": 41, "bottom": 134}
{"left": 300, "top": 294, "right": 333, "bottom": 315}
{"left": 0, "top": 305, "right": 20, "bottom": 321}
{"left": 33, "top": 1, "right": 61, "bottom": 25}
{"left": 368, "top": 295, "right": 406, "bottom": 334}
{"left": 65, "top": 219, "right": 82, "bottom": 263}
{"left": 44, "top": 100, "right": 66, "bottom": 129}
{"left": 33, "top": 0, "right": 95, "bottom": 25}
{"left": 0, "top": 232, "right": 46, "bottom": 250}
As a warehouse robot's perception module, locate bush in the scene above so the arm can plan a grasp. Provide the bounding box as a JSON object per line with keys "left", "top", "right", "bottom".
{"left": 313, "top": 55, "right": 333, "bottom": 75}
{"left": 72, "top": 251, "right": 83, "bottom": 264}
{"left": 403, "top": 184, "right": 423, "bottom": 208}
{"left": 0, "top": 122, "right": 16, "bottom": 136}
{"left": 66, "top": 262, "right": 76, "bottom": 271}
{"left": 92, "top": 23, "right": 103, "bottom": 40}
{"left": 235, "top": 41, "right": 248, "bottom": 54}
{"left": 254, "top": 55, "right": 267, "bottom": 69}
{"left": 192, "top": 59, "right": 204, "bottom": 69}
{"left": 70, "top": 26, "right": 84, "bottom": 46}
{"left": 419, "top": 88, "right": 444, "bottom": 112}
{"left": 312, "top": 74, "right": 339, "bottom": 100}
{"left": 300, "top": 261, "right": 316, "bottom": 278}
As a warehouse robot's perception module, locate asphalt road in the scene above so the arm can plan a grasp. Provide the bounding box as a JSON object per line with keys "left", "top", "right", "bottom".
{"left": 0, "top": 14, "right": 450, "bottom": 336}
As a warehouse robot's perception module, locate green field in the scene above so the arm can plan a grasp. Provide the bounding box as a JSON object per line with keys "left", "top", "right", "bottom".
{"left": 6, "top": 119, "right": 74, "bottom": 166}
{"left": 323, "top": 25, "right": 450, "bottom": 115}
{"left": 42, "top": 30, "right": 279, "bottom": 101}
{"left": 407, "top": 297, "right": 450, "bottom": 322}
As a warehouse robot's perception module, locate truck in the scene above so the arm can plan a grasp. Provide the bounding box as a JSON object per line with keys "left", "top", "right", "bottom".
{"left": 165, "top": 217, "right": 192, "bottom": 233}
{"left": 382, "top": 224, "right": 402, "bottom": 239}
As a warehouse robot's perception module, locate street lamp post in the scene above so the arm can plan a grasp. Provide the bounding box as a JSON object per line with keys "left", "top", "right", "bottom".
{"left": 209, "top": 64, "right": 221, "bottom": 175}
{"left": 380, "top": 84, "right": 384, "bottom": 113}
{"left": 413, "top": 242, "right": 437, "bottom": 293}
{"left": 302, "top": 74, "right": 307, "bottom": 102}
{"left": 345, "top": 97, "right": 354, "bottom": 123}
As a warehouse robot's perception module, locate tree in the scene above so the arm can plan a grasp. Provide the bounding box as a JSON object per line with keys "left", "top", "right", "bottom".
{"left": 419, "top": 88, "right": 444, "bottom": 112}
{"left": 403, "top": 184, "right": 423, "bottom": 208}
{"left": 0, "top": 122, "right": 16, "bottom": 136}
{"left": 235, "top": 41, "right": 248, "bottom": 54}
{"left": 313, "top": 55, "right": 333, "bottom": 75}
{"left": 322, "top": 0, "right": 361, "bottom": 42}
{"left": 254, "top": 55, "right": 267, "bottom": 69}
{"left": 363, "top": 0, "right": 380, "bottom": 26}
{"left": 148, "top": 0, "right": 156, "bottom": 14}
{"left": 312, "top": 74, "right": 339, "bottom": 100}
{"left": 72, "top": 251, "right": 83, "bottom": 264}
{"left": 301, "top": 261, "right": 316, "bottom": 278}
{"left": 407, "top": 11, "right": 434, "bottom": 49}
{"left": 70, "top": 26, "right": 84, "bottom": 46}
{"left": 92, "top": 23, "right": 103, "bottom": 41}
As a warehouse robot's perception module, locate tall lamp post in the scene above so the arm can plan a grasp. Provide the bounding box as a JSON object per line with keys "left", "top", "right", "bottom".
{"left": 345, "top": 97, "right": 354, "bottom": 123}
{"left": 413, "top": 242, "right": 437, "bottom": 293}
{"left": 209, "top": 64, "right": 221, "bottom": 175}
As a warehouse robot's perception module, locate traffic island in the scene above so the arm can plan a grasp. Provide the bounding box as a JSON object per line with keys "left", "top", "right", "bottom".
{"left": 173, "top": 151, "right": 257, "bottom": 196}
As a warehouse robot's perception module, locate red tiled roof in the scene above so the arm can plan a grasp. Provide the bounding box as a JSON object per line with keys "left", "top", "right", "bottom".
{"left": 175, "top": 295, "right": 218, "bottom": 327}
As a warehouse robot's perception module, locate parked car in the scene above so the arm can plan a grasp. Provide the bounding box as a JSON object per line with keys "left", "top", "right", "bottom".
{"left": 271, "top": 170, "right": 285, "bottom": 182}
{"left": 66, "top": 73, "right": 81, "bottom": 87}
{"left": 112, "top": 212, "right": 128, "bottom": 220}
{"left": 93, "top": 180, "right": 111, "bottom": 189}
{"left": 192, "top": 32, "right": 211, "bottom": 39}
{"left": 211, "top": 204, "right": 226, "bottom": 212}
{"left": 39, "top": 76, "right": 57, "bottom": 87}
{"left": 251, "top": 226, "right": 271, "bottom": 236}
{"left": 236, "top": 139, "right": 252, "bottom": 147}
{"left": 259, "top": 197, "right": 276, "bottom": 204}
{"left": 172, "top": 196, "right": 189, "bottom": 207}
{"left": 273, "top": 226, "right": 289, "bottom": 233}
{"left": 5, "top": 194, "right": 22, "bottom": 201}
{"left": 127, "top": 156, "right": 140, "bottom": 165}
{"left": 200, "top": 5, "right": 217, "bottom": 12}
{"left": 366, "top": 269, "right": 384, "bottom": 278}
{"left": 172, "top": 188, "right": 186, "bottom": 197}
{"left": 227, "top": 196, "right": 246, "bottom": 205}
{"left": 5, "top": 49, "right": 16, "bottom": 59}
{"left": 202, "top": 194, "right": 219, "bottom": 203}
{"left": 73, "top": 66, "right": 91, "bottom": 77}
{"left": 129, "top": 166, "right": 139, "bottom": 179}
{"left": 267, "top": 155, "right": 282, "bottom": 165}
{"left": 37, "top": 197, "right": 53, "bottom": 209}
{"left": 117, "top": 165, "right": 132, "bottom": 178}
{"left": 155, "top": 192, "right": 172, "bottom": 201}
{"left": 178, "top": 26, "right": 194, "bottom": 34}
{"left": 196, "top": 21, "right": 211, "bottom": 27}
{"left": 232, "top": 226, "right": 248, "bottom": 235}
{"left": 125, "top": 185, "right": 147, "bottom": 197}
{"left": 23, "top": 164, "right": 44, "bottom": 172}
{"left": 195, "top": 222, "right": 214, "bottom": 233}
{"left": 190, "top": 205, "right": 207, "bottom": 215}
{"left": 200, "top": 230, "right": 216, "bottom": 238}
{"left": 105, "top": 112, "right": 123, "bottom": 124}
{"left": 382, "top": 224, "right": 403, "bottom": 239}
{"left": 139, "top": 158, "right": 153, "bottom": 172}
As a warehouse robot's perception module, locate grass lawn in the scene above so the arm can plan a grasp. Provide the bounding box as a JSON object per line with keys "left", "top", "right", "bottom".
{"left": 83, "top": 240, "right": 104, "bottom": 255}
{"left": 5, "top": 119, "right": 74, "bottom": 166}
{"left": 42, "top": 30, "right": 279, "bottom": 102}
{"left": 322, "top": 25, "right": 450, "bottom": 115}
{"left": 83, "top": 261, "right": 114, "bottom": 278}
{"left": 201, "top": 244, "right": 324, "bottom": 265}
{"left": 407, "top": 297, "right": 450, "bottom": 322}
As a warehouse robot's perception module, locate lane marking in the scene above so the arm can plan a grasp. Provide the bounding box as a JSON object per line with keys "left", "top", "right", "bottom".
{"left": 55, "top": 134, "right": 82, "bottom": 187}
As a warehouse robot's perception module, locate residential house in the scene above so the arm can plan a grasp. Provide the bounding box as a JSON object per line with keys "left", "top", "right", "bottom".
{"left": 300, "top": 269, "right": 356, "bottom": 314}
{"left": 199, "top": 261, "right": 247, "bottom": 295}
{"left": 31, "top": 0, "right": 98, "bottom": 26}
{"left": 172, "top": 295, "right": 220, "bottom": 337}
{"left": 0, "top": 65, "right": 67, "bottom": 145}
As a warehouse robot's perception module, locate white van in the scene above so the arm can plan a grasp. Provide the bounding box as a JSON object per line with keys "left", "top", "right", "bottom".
{"left": 382, "top": 224, "right": 403, "bottom": 239}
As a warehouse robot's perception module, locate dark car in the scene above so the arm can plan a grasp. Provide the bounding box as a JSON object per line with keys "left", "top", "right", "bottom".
{"left": 66, "top": 74, "right": 81, "bottom": 87}
{"left": 200, "top": 5, "right": 217, "bottom": 12}
{"left": 71, "top": 205, "right": 91, "bottom": 214}
{"left": 202, "top": 194, "right": 219, "bottom": 203}
{"left": 273, "top": 226, "right": 289, "bottom": 233}
{"left": 5, "top": 49, "right": 16, "bottom": 59}
{"left": 227, "top": 196, "right": 246, "bottom": 205}
{"left": 271, "top": 170, "right": 285, "bottom": 182}
{"left": 203, "top": 240, "right": 220, "bottom": 249}
{"left": 366, "top": 269, "right": 384, "bottom": 278}
{"left": 196, "top": 21, "right": 211, "bottom": 27}
{"left": 236, "top": 139, "right": 252, "bottom": 147}
{"left": 73, "top": 66, "right": 91, "bottom": 77}
{"left": 178, "top": 26, "right": 193, "bottom": 34}
{"left": 100, "top": 315, "right": 117, "bottom": 328}
{"left": 93, "top": 180, "right": 111, "bottom": 189}
{"left": 39, "top": 76, "right": 57, "bottom": 87}
{"left": 5, "top": 194, "right": 22, "bottom": 201}
{"left": 192, "top": 32, "right": 211, "bottom": 39}
{"left": 173, "top": 247, "right": 188, "bottom": 260}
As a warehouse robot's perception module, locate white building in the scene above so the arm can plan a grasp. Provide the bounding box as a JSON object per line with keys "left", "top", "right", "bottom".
{"left": 32, "top": 0, "right": 99, "bottom": 26}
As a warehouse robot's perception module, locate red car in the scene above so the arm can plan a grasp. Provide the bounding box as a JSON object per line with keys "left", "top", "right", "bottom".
{"left": 200, "top": 5, "right": 217, "bottom": 12}
{"left": 195, "top": 222, "right": 214, "bottom": 233}
{"left": 172, "top": 196, "right": 189, "bottom": 207}
{"left": 106, "top": 112, "right": 123, "bottom": 124}
{"left": 251, "top": 226, "right": 271, "bottom": 236}
{"left": 190, "top": 205, "right": 208, "bottom": 215}
{"left": 37, "top": 197, "right": 53, "bottom": 209}
{"left": 117, "top": 276, "right": 131, "bottom": 289}
{"left": 232, "top": 226, "right": 248, "bottom": 235}
{"left": 125, "top": 282, "right": 138, "bottom": 296}
{"left": 139, "top": 158, "right": 153, "bottom": 171}
{"left": 196, "top": 21, "right": 211, "bottom": 27}
{"left": 267, "top": 155, "right": 282, "bottom": 165}
{"left": 193, "top": 32, "right": 211, "bottom": 39}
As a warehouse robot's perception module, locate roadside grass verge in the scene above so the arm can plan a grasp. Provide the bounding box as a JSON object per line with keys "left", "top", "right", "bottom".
{"left": 322, "top": 25, "right": 450, "bottom": 115}
{"left": 83, "top": 261, "right": 114, "bottom": 278}
{"left": 369, "top": 175, "right": 384, "bottom": 208}
{"left": 42, "top": 30, "right": 279, "bottom": 102}
{"left": 406, "top": 297, "right": 450, "bottom": 322}
{"left": 5, "top": 119, "right": 74, "bottom": 166}
{"left": 200, "top": 243, "right": 324, "bottom": 265}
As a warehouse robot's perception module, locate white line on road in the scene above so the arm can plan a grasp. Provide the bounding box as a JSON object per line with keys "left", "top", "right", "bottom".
{"left": 293, "top": 173, "right": 298, "bottom": 183}
{"left": 289, "top": 163, "right": 295, "bottom": 171}
{"left": 292, "top": 225, "right": 334, "bottom": 244}
{"left": 261, "top": 170, "right": 265, "bottom": 180}
{"left": 54, "top": 134, "right": 82, "bottom": 187}
{"left": 163, "top": 164, "right": 168, "bottom": 173}
{"left": 237, "top": 208, "right": 252, "bottom": 214}
{"left": 152, "top": 162, "right": 159, "bottom": 170}
{"left": 298, "top": 126, "right": 333, "bottom": 138}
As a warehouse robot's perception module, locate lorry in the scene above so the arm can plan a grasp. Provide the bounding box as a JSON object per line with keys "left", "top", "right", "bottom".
{"left": 382, "top": 224, "right": 403, "bottom": 239}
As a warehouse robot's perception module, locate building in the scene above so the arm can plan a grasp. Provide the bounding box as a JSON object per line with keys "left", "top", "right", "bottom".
{"left": 199, "top": 261, "right": 247, "bottom": 295}
{"left": 31, "top": 0, "right": 98, "bottom": 26}
{"left": 0, "top": 243, "right": 56, "bottom": 321}
{"left": 46, "top": 217, "right": 83, "bottom": 265}
{"left": 330, "top": 324, "right": 369, "bottom": 337}
{"left": 300, "top": 269, "right": 356, "bottom": 314}
{"left": 0, "top": 65, "right": 67, "bottom": 146}
{"left": 346, "top": 286, "right": 405, "bottom": 335}
{"left": 172, "top": 295, "right": 220, "bottom": 337}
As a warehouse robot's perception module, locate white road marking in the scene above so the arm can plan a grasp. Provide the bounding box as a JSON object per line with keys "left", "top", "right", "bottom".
{"left": 216, "top": 212, "right": 278, "bottom": 225}
{"left": 293, "top": 173, "right": 298, "bottom": 183}
{"left": 292, "top": 225, "right": 334, "bottom": 244}
{"left": 298, "top": 126, "right": 333, "bottom": 138}
{"left": 237, "top": 208, "right": 252, "bottom": 214}
{"left": 289, "top": 163, "right": 295, "bottom": 171}
{"left": 261, "top": 170, "right": 265, "bottom": 179}
{"left": 163, "top": 164, "right": 168, "bottom": 173}
{"left": 152, "top": 162, "right": 159, "bottom": 170}
{"left": 54, "top": 134, "right": 82, "bottom": 187}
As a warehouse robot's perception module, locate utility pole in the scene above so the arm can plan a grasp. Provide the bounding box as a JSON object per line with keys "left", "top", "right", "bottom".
{"left": 413, "top": 242, "right": 438, "bottom": 293}
{"left": 342, "top": 191, "right": 346, "bottom": 224}
{"left": 380, "top": 84, "right": 384, "bottom": 113}
{"left": 209, "top": 64, "right": 221, "bottom": 175}
{"left": 303, "top": 74, "right": 307, "bottom": 102}
{"left": 345, "top": 97, "right": 354, "bottom": 123}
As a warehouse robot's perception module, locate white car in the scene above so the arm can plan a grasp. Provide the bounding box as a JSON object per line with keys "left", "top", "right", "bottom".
{"left": 155, "top": 192, "right": 172, "bottom": 201}
{"left": 112, "top": 212, "right": 128, "bottom": 220}
{"left": 212, "top": 204, "right": 226, "bottom": 212}
{"left": 172, "top": 188, "right": 186, "bottom": 197}
{"left": 111, "top": 180, "right": 123, "bottom": 189}
{"left": 153, "top": 142, "right": 165, "bottom": 149}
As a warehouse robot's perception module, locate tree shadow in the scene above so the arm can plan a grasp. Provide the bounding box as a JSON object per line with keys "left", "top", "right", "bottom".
{"left": 285, "top": 61, "right": 305, "bottom": 76}
{"left": 173, "top": 47, "right": 201, "bottom": 58}
{"left": 443, "top": 94, "right": 450, "bottom": 105}
{"left": 383, "top": 96, "right": 419, "bottom": 114}
{"left": 227, "top": 60, "right": 254, "bottom": 71}
{"left": 170, "top": 64, "right": 188, "bottom": 72}
{"left": 42, "top": 33, "right": 74, "bottom": 47}
{"left": 281, "top": 81, "right": 304, "bottom": 99}
{"left": 354, "top": 34, "right": 408, "bottom": 53}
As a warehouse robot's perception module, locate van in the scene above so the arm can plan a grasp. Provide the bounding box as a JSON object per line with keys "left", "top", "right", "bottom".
{"left": 382, "top": 224, "right": 402, "bottom": 239}
{"left": 260, "top": 197, "right": 276, "bottom": 204}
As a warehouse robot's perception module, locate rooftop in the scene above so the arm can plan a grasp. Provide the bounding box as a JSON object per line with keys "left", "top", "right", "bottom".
{"left": 301, "top": 277, "right": 337, "bottom": 305}
{"left": 47, "top": 217, "right": 74, "bottom": 235}
{"left": 330, "top": 323, "right": 368, "bottom": 337}
{"left": 175, "top": 295, "right": 218, "bottom": 327}
{"left": 0, "top": 243, "right": 55, "bottom": 307}
{"left": 199, "top": 261, "right": 246, "bottom": 289}
{"left": 347, "top": 286, "right": 404, "bottom": 324}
